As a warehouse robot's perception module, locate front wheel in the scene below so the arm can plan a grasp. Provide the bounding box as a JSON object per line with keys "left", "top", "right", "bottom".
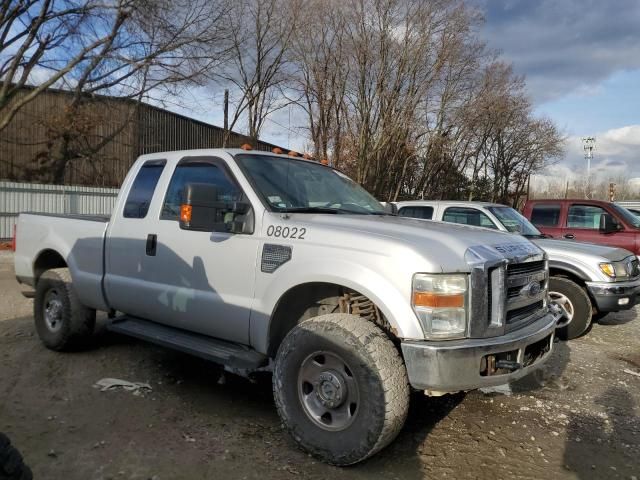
{"left": 549, "top": 277, "right": 592, "bottom": 340}
{"left": 273, "top": 313, "right": 409, "bottom": 466}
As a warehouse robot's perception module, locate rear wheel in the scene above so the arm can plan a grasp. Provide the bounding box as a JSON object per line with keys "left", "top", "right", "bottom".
{"left": 273, "top": 313, "right": 409, "bottom": 466}
{"left": 549, "top": 277, "right": 592, "bottom": 340}
{"left": 34, "top": 268, "right": 96, "bottom": 351}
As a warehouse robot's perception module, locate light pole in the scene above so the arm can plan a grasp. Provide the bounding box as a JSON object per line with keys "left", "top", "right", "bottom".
{"left": 582, "top": 137, "right": 596, "bottom": 198}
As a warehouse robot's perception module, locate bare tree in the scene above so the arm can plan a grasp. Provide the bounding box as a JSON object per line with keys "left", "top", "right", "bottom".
{"left": 289, "top": 0, "right": 348, "bottom": 162}
{"left": 2, "top": 0, "right": 229, "bottom": 183}
{"left": 213, "top": 0, "right": 300, "bottom": 144}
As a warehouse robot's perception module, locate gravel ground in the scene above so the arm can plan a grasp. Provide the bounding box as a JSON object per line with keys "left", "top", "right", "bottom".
{"left": 0, "top": 251, "right": 639, "bottom": 479}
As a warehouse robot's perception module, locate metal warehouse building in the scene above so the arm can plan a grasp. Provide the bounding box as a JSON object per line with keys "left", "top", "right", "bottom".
{"left": 0, "top": 86, "right": 284, "bottom": 188}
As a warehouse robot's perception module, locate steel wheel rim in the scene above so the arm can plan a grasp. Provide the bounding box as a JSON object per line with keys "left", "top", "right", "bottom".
{"left": 549, "top": 291, "right": 574, "bottom": 321}
{"left": 297, "top": 351, "right": 360, "bottom": 431}
{"left": 43, "top": 289, "right": 64, "bottom": 332}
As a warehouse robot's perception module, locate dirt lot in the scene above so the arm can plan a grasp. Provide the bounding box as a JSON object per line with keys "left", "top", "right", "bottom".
{"left": 0, "top": 251, "right": 639, "bottom": 479}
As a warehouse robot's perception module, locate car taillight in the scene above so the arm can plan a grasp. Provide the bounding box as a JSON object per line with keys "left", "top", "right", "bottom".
{"left": 11, "top": 224, "right": 16, "bottom": 252}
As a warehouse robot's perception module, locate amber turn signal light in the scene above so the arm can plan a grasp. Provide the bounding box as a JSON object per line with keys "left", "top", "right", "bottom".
{"left": 413, "top": 292, "right": 464, "bottom": 308}
{"left": 180, "top": 204, "right": 192, "bottom": 223}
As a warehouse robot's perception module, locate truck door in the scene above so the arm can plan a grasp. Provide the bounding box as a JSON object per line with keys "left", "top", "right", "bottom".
{"left": 105, "top": 158, "right": 168, "bottom": 320}
{"left": 563, "top": 203, "right": 636, "bottom": 251}
{"left": 145, "top": 156, "right": 258, "bottom": 344}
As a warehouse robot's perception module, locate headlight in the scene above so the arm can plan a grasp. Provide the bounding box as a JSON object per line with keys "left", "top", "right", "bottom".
{"left": 599, "top": 262, "right": 629, "bottom": 279}
{"left": 412, "top": 274, "right": 468, "bottom": 339}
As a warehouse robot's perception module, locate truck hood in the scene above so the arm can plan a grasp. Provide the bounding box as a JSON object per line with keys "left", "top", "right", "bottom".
{"left": 285, "top": 213, "right": 542, "bottom": 272}
{"left": 532, "top": 238, "right": 632, "bottom": 262}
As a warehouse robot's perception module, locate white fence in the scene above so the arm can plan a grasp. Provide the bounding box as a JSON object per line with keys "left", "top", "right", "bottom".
{"left": 0, "top": 181, "right": 119, "bottom": 240}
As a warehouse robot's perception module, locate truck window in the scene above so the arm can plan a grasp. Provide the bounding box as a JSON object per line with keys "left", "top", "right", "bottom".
{"left": 530, "top": 204, "right": 560, "bottom": 227}
{"left": 236, "top": 154, "right": 385, "bottom": 214}
{"left": 123, "top": 161, "right": 166, "bottom": 218}
{"left": 398, "top": 206, "right": 433, "bottom": 219}
{"left": 161, "top": 161, "right": 242, "bottom": 220}
{"left": 442, "top": 207, "right": 497, "bottom": 229}
{"left": 567, "top": 205, "right": 608, "bottom": 229}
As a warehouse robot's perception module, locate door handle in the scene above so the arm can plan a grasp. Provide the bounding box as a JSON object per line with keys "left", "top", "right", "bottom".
{"left": 146, "top": 234, "right": 157, "bottom": 256}
{"left": 563, "top": 234, "right": 575, "bottom": 240}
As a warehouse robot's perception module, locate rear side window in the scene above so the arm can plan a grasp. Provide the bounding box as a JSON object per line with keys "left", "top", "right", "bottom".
{"left": 398, "top": 206, "right": 433, "bottom": 220}
{"left": 530, "top": 204, "right": 561, "bottom": 227}
{"left": 442, "top": 207, "right": 497, "bottom": 229}
{"left": 161, "top": 161, "right": 242, "bottom": 220}
{"left": 123, "top": 161, "right": 165, "bottom": 218}
{"left": 567, "top": 204, "right": 608, "bottom": 229}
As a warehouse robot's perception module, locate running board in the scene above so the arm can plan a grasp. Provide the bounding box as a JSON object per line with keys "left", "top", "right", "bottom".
{"left": 107, "top": 317, "right": 267, "bottom": 370}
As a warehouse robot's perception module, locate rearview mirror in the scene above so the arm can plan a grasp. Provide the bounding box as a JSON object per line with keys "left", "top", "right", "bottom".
{"left": 179, "top": 183, "right": 252, "bottom": 233}
{"left": 599, "top": 213, "right": 619, "bottom": 234}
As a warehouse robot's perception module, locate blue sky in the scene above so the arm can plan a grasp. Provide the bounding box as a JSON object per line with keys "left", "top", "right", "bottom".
{"left": 479, "top": 0, "right": 640, "bottom": 185}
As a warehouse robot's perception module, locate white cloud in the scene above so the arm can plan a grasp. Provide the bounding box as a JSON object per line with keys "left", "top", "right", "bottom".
{"left": 535, "top": 124, "right": 640, "bottom": 189}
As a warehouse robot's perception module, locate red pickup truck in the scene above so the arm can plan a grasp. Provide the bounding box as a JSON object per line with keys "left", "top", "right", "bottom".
{"left": 523, "top": 199, "right": 640, "bottom": 255}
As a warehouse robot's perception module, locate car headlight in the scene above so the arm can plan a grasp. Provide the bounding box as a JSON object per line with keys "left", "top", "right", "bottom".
{"left": 412, "top": 274, "right": 468, "bottom": 339}
{"left": 599, "top": 262, "right": 629, "bottom": 280}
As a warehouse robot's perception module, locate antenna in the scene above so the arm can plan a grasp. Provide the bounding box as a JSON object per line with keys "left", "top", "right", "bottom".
{"left": 582, "top": 137, "right": 596, "bottom": 198}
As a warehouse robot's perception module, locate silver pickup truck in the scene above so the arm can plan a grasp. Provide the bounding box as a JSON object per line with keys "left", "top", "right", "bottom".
{"left": 14, "top": 149, "right": 561, "bottom": 465}
{"left": 396, "top": 200, "right": 640, "bottom": 340}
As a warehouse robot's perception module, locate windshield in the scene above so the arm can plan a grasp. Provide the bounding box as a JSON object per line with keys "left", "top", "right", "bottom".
{"left": 612, "top": 204, "right": 640, "bottom": 228}
{"left": 236, "top": 154, "right": 386, "bottom": 214}
{"left": 487, "top": 206, "right": 543, "bottom": 237}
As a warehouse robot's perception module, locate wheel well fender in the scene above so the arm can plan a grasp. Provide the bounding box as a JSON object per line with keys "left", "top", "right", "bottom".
{"left": 256, "top": 271, "right": 422, "bottom": 356}
{"left": 548, "top": 261, "right": 589, "bottom": 285}
{"left": 33, "top": 249, "right": 67, "bottom": 282}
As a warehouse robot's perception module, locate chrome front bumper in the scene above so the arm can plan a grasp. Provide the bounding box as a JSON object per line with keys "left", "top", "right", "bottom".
{"left": 401, "top": 312, "right": 558, "bottom": 393}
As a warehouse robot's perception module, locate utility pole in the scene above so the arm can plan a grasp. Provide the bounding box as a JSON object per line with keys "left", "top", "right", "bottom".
{"left": 582, "top": 137, "right": 596, "bottom": 199}
{"left": 223, "top": 89, "right": 229, "bottom": 147}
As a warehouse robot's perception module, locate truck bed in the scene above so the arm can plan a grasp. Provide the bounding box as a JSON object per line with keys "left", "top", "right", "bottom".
{"left": 14, "top": 212, "right": 111, "bottom": 311}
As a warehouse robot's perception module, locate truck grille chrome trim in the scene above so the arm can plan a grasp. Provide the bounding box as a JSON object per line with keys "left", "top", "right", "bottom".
{"left": 465, "top": 245, "right": 548, "bottom": 338}
{"left": 628, "top": 257, "right": 640, "bottom": 278}
{"left": 504, "top": 260, "right": 548, "bottom": 332}
{"left": 261, "top": 244, "right": 292, "bottom": 273}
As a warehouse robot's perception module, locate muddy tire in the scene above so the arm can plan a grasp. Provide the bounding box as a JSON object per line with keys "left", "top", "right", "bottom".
{"left": 550, "top": 277, "right": 592, "bottom": 340}
{"left": 0, "top": 433, "right": 33, "bottom": 480}
{"left": 273, "top": 313, "right": 409, "bottom": 466}
{"left": 34, "top": 268, "right": 96, "bottom": 351}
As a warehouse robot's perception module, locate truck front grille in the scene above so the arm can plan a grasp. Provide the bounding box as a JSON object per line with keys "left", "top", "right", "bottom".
{"left": 506, "top": 300, "right": 544, "bottom": 324}
{"left": 506, "top": 260, "right": 546, "bottom": 276}
{"left": 629, "top": 258, "right": 640, "bottom": 278}
{"left": 503, "top": 260, "right": 548, "bottom": 331}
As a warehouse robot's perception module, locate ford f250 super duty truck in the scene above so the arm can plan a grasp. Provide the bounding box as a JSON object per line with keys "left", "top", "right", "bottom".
{"left": 14, "top": 149, "right": 562, "bottom": 465}
{"left": 395, "top": 200, "right": 640, "bottom": 340}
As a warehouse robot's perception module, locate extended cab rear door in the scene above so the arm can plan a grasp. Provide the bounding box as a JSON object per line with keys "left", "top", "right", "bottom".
{"left": 106, "top": 155, "right": 259, "bottom": 345}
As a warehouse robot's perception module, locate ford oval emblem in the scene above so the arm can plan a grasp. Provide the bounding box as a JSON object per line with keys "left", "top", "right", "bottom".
{"left": 522, "top": 281, "right": 541, "bottom": 298}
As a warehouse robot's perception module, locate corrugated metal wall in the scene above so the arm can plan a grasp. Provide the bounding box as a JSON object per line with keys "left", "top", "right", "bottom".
{"left": 0, "top": 181, "right": 118, "bottom": 240}
{"left": 0, "top": 86, "right": 286, "bottom": 188}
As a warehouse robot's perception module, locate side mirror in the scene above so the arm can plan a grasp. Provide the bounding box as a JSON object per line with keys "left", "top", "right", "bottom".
{"left": 599, "top": 213, "right": 619, "bottom": 233}
{"left": 179, "top": 183, "right": 252, "bottom": 233}
{"left": 383, "top": 202, "right": 398, "bottom": 215}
